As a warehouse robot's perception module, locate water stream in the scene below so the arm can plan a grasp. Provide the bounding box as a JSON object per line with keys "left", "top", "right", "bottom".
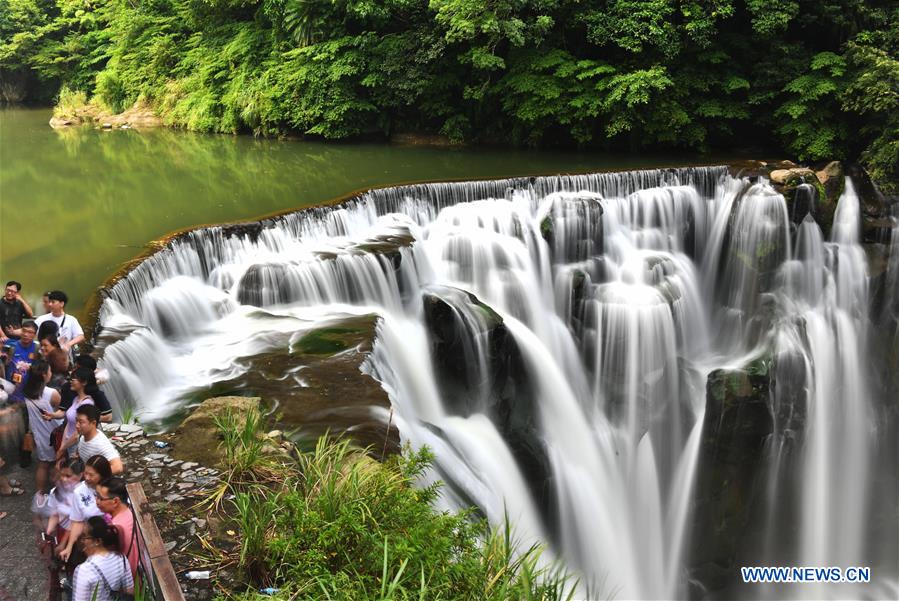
{"left": 94, "top": 167, "right": 898, "bottom": 599}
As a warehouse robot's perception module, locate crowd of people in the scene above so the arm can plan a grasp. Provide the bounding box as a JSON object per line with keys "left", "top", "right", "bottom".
{"left": 1, "top": 281, "right": 140, "bottom": 600}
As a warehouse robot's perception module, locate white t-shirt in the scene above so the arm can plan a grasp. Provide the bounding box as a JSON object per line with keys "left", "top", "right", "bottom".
{"left": 78, "top": 430, "right": 120, "bottom": 464}
{"left": 72, "top": 552, "right": 133, "bottom": 601}
{"left": 35, "top": 312, "right": 84, "bottom": 345}
{"left": 69, "top": 481, "right": 103, "bottom": 523}
{"left": 47, "top": 485, "right": 75, "bottom": 530}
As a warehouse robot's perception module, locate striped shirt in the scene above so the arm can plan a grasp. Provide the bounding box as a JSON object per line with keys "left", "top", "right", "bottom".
{"left": 72, "top": 552, "right": 133, "bottom": 601}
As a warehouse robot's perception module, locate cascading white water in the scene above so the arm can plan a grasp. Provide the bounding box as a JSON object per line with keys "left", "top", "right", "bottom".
{"left": 94, "top": 167, "right": 898, "bottom": 599}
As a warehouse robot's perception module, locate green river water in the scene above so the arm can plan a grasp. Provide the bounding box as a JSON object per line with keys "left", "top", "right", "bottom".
{"left": 1, "top": 106, "right": 713, "bottom": 319}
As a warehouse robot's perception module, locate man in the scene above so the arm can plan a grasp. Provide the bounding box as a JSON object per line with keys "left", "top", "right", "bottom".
{"left": 59, "top": 354, "right": 113, "bottom": 423}
{"left": 34, "top": 290, "right": 84, "bottom": 355}
{"left": 0, "top": 281, "right": 34, "bottom": 342}
{"left": 74, "top": 404, "right": 123, "bottom": 474}
{"left": 96, "top": 477, "right": 142, "bottom": 580}
{"left": 3, "top": 320, "right": 38, "bottom": 385}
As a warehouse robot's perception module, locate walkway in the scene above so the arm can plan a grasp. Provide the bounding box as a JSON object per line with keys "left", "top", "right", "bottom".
{"left": 0, "top": 460, "right": 49, "bottom": 601}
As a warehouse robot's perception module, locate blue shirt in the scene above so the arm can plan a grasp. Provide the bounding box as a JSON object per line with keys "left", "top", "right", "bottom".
{"left": 4, "top": 339, "right": 38, "bottom": 394}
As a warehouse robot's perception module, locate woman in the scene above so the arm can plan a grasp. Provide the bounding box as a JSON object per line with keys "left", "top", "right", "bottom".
{"left": 71, "top": 516, "right": 134, "bottom": 600}
{"left": 47, "top": 367, "right": 94, "bottom": 460}
{"left": 36, "top": 318, "right": 58, "bottom": 345}
{"left": 39, "top": 334, "right": 69, "bottom": 389}
{"left": 44, "top": 458, "right": 84, "bottom": 554}
{"left": 57, "top": 455, "right": 110, "bottom": 563}
{"left": 22, "top": 360, "right": 62, "bottom": 493}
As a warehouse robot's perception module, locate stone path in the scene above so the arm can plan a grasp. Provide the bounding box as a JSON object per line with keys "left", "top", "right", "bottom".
{"left": 0, "top": 460, "right": 50, "bottom": 601}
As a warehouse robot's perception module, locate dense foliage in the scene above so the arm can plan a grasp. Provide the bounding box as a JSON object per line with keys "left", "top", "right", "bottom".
{"left": 1, "top": 0, "right": 896, "bottom": 187}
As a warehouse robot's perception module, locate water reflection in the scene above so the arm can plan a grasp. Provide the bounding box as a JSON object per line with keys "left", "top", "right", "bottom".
{"left": 1, "top": 107, "right": 711, "bottom": 317}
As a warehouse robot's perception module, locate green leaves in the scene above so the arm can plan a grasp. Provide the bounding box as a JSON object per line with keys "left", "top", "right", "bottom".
{"left": 581, "top": 0, "right": 678, "bottom": 56}
{"left": 775, "top": 51, "right": 850, "bottom": 160}
{"left": 746, "top": 0, "right": 798, "bottom": 36}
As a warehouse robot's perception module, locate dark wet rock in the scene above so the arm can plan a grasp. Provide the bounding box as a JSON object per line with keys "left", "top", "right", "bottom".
{"left": 421, "top": 287, "right": 554, "bottom": 532}
{"left": 689, "top": 364, "right": 774, "bottom": 596}
{"left": 848, "top": 164, "right": 891, "bottom": 218}
{"left": 771, "top": 171, "right": 835, "bottom": 235}
{"left": 559, "top": 268, "right": 590, "bottom": 338}
{"left": 846, "top": 164, "right": 899, "bottom": 244}
{"left": 422, "top": 287, "right": 503, "bottom": 415}
{"left": 540, "top": 215, "right": 554, "bottom": 246}
{"left": 540, "top": 195, "right": 603, "bottom": 263}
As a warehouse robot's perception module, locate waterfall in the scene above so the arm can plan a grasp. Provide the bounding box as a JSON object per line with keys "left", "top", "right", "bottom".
{"left": 95, "top": 167, "right": 898, "bottom": 599}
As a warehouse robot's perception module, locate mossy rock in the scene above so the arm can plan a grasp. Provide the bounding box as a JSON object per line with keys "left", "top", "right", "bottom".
{"left": 292, "top": 319, "right": 375, "bottom": 355}
{"left": 539, "top": 215, "right": 554, "bottom": 244}
{"left": 170, "top": 395, "right": 262, "bottom": 468}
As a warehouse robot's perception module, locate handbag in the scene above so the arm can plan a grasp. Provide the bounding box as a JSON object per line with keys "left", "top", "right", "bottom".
{"left": 50, "top": 423, "right": 65, "bottom": 452}
{"left": 19, "top": 430, "right": 33, "bottom": 468}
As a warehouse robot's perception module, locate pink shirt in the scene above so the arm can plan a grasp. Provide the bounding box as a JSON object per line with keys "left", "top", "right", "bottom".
{"left": 111, "top": 510, "right": 140, "bottom": 579}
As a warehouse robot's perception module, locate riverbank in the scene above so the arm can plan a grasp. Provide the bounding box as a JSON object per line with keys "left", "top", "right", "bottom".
{"left": 49, "top": 97, "right": 162, "bottom": 130}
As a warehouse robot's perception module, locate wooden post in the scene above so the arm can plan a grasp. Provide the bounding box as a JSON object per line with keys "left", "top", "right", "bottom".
{"left": 126, "top": 483, "right": 187, "bottom": 601}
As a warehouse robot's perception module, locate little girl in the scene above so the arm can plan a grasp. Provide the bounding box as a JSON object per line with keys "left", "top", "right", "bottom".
{"left": 45, "top": 458, "right": 85, "bottom": 554}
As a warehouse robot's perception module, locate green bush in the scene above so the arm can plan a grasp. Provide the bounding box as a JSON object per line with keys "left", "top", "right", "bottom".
{"left": 52, "top": 85, "right": 87, "bottom": 118}
{"left": 95, "top": 69, "right": 128, "bottom": 113}
{"left": 221, "top": 436, "right": 575, "bottom": 601}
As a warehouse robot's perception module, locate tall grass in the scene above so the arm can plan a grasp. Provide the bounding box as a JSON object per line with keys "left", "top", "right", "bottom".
{"left": 53, "top": 86, "right": 89, "bottom": 118}
{"left": 204, "top": 407, "right": 286, "bottom": 512}
{"left": 214, "top": 422, "right": 577, "bottom": 601}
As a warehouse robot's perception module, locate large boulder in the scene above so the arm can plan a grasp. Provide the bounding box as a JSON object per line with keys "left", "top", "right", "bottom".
{"left": 689, "top": 363, "right": 774, "bottom": 598}
{"left": 816, "top": 160, "right": 843, "bottom": 186}
{"left": 768, "top": 167, "right": 837, "bottom": 235}
{"left": 769, "top": 167, "right": 815, "bottom": 185}
{"left": 171, "top": 396, "right": 262, "bottom": 468}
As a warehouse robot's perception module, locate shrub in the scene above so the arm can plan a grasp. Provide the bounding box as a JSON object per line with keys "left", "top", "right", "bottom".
{"left": 95, "top": 70, "right": 129, "bottom": 114}
{"left": 53, "top": 85, "right": 88, "bottom": 118}
{"left": 217, "top": 430, "right": 575, "bottom": 600}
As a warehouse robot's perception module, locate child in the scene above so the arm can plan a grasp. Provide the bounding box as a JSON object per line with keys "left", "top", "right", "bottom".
{"left": 45, "top": 458, "right": 84, "bottom": 554}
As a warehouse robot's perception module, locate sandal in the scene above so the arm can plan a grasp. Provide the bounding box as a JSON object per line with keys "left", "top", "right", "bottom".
{"left": 0, "top": 511, "right": 7, "bottom": 520}
{"left": 0, "top": 487, "right": 24, "bottom": 496}
{"left": 7, "top": 479, "right": 21, "bottom": 488}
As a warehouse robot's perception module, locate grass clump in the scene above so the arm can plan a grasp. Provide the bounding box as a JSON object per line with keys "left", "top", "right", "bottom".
{"left": 207, "top": 407, "right": 288, "bottom": 509}
{"left": 212, "top": 412, "right": 574, "bottom": 600}
{"left": 53, "top": 86, "right": 90, "bottom": 119}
